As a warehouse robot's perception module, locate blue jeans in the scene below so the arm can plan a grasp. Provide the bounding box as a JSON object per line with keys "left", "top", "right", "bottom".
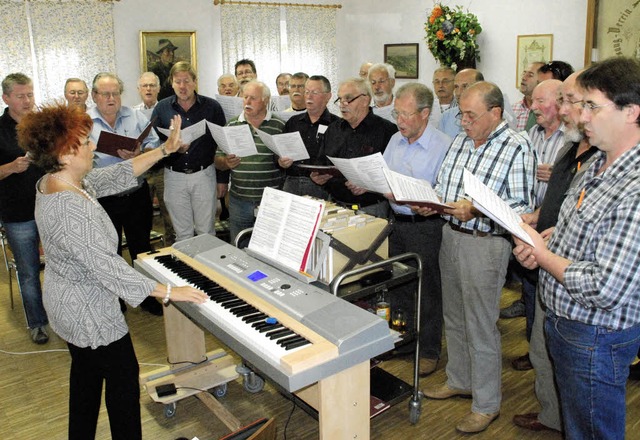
{"left": 545, "top": 311, "right": 640, "bottom": 440}
{"left": 228, "top": 193, "right": 260, "bottom": 246}
{"left": 4, "top": 220, "right": 48, "bottom": 328}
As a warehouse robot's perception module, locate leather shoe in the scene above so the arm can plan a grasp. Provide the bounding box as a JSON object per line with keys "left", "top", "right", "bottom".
{"left": 419, "top": 357, "right": 438, "bottom": 377}
{"left": 513, "top": 413, "right": 558, "bottom": 432}
{"left": 456, "top": 411, "right": 499, "bottom": 433}
{"left": 423, "top": 383, "right": 471, "bottom": 400}
{"left": 511, "top": 353, "right": 533, "bottom": 371}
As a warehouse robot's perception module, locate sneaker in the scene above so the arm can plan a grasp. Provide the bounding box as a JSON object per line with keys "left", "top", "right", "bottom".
{"left": 30, "top": 326, "right": 49, "bottom": 344}
{"left": 500, "top": 299, "right": 525, "bottom": 319}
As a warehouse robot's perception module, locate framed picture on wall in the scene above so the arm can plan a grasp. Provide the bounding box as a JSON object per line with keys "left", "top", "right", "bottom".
{"left": 584, "top": 0, "right": 640, "bottom": 65}
{"left": 516, "top": 34, "right": 553, "bottom": 87}
{"left": 140, "top": 31, "right": 197, "bottom": 74}
{"left": 384, "top": 43, "right": 419, "bottom": 79}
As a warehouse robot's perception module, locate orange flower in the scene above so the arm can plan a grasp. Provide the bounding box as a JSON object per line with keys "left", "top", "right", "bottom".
{"left": 432, "top": 5, "right": 443, "bottom": 18}
{"left": 436, "top": 30, "right": 445, "bottom": 40}
{"left": 429, "top": 15, "right": 436, "bottom": 24}
{"left": 469, "top": 29, "right": 475, "bottom": 35}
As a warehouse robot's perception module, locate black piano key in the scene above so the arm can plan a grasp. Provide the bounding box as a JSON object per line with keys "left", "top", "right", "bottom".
{"left": 280, "top": 336, "right": 308, "bottom": 349}
{"left": 267, "top": 329, "right": 294, "bottom": 339}
{"left": 220, "top": 299, "right": 246, "bottom": 309}
{"left": 276, "top": 334, "right": 302, "bottom": 346}
{"left": 259, "top": 324, "right": 284, "bottom": 333}
{"left": 230, "top": 305, "right": 257, "bottom": 316}
{"left": 253, "top": 321, "right": 276, "bottom": 330}
{"left": 243, "top": 313, "right": 267, "bottom": 323}
{"left": 284, "top": 338, "right": 311, "bottom": 350}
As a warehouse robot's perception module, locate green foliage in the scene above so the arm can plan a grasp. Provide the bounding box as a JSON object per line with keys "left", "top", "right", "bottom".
{"left": 425, "top": 3, "right": 482, "bottom": 69}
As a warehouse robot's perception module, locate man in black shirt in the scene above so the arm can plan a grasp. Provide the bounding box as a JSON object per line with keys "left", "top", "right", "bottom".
{"left": 279, "top": 75, "right": 339, "bottom": 199}
{"left": 312, "top": 77, "right": 397, "bottom": 217}
{"left": 0, "top": 73, "right": 48, "bottom": 344}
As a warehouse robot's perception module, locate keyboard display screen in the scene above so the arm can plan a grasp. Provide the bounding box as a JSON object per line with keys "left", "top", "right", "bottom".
{"left": 247, "top": 270, "right": 268, "bottom": 282}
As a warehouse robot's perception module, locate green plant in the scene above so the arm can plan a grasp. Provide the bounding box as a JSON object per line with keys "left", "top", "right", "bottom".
{"left": 425, "top": 3, "right": 482, "bottom": 69}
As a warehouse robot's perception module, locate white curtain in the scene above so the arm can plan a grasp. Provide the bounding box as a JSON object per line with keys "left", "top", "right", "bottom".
{"left": 221, "top": 4, "right": 281, "bottom": 90}
{"left": 0, "top": 0, "right": 116, "bottom": 106}
{"left": 221, "top": 4, "right": 337, "bottom": 95}
{"left": 283, "top": 6, "right": 337, "bottom": 93}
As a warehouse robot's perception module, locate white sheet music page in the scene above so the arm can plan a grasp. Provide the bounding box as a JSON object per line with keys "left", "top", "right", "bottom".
{"left": 249, "top": 187, "right": 325, "bottom": 274}
{"left": 382, "top": 168, "right": 453, "bottom": 211}
{"left": 462, "top": 168, "right": 535, "bottom": 246}
{"left": 327, "top": 153, "right": 391, "bottom": 194}
{"left": 206, "top": 122, "right": 258, "bottom": 157}
{"left": 215, "top": 94, "right": 244, "bottom": 122}
{"left": 156, "top": 119, "right": 206, "bottom": 144}
{"left": 255, "top": 129, "right": 310, "bottom": 161}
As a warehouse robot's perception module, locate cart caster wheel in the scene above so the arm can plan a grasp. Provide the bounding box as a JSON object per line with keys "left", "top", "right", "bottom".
{"left": 243, "top": 373, "right": 264, "bottom": 393}
{"left": 212, "top": 383, "right": 228, "bottom": 398}
{"left": 164, "top": 402, "right": 177, "bottom": 418}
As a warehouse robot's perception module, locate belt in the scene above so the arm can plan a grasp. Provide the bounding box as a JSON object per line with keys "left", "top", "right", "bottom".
{"left": 448, "top": 221, "right": 509, "bottom": 239}
{"left": 166, "top": 165, "right": 207, "bottom": 174}
{"left": 393, "top": 213, "right": 429, "bottom": 223}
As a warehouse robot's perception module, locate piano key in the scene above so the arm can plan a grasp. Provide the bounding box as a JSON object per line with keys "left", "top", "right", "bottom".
{"left": 146, "top": 255, "right": 310, "bottom": 366}
{"left": 267, "top": 329, "right": 295, "bottom": 339}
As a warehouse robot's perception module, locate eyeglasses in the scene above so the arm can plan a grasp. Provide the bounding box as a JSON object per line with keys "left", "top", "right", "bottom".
{"left": 334, "top": 94, "right": 366, "bottom": 105}
{"left": 580, "top": 101, "right": 615, "bottom": 113}
{"left": 236, "top": 69, "right": 254, "bottom": 76}
{"left": 457, "top": 108, "right": 493, "bottom": 125}
{"left": 96, "top": 91, "right": 121, "bottom": 98}
{"left": 304, "top": 90, "right": 327, "bottom": 96}
{"left": 370, "top": 78, "right": 389, "bottom": 86}
{"left": 67, "top": 90, "right": 87, "bottom": 96}
{"left": 433, "top": 79, "right": 453, "bottom": 86}
{"left": 391, "top": 109, "right": 422, "bottom": 120}
{"left": 140, "top": 83, "right": 158, "bottom": 89}
{"left": 556, "top": 97, "right": 583, "bottom": 107}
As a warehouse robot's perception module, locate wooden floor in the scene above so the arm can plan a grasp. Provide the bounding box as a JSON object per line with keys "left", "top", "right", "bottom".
{"left": 1, "top": 238, "right": 640, "bottom": 439}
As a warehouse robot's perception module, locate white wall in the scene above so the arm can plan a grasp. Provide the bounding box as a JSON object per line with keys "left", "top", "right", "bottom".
{"left": 112, "top": 0, "right": 588, "bottom": 107}
{"left": 337, "top": 0, "right": 588, "bottom": 105}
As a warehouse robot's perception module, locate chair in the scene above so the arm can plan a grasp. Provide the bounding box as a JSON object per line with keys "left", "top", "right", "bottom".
{"left": 0, "top": 225, "right": 17, "bottom": 309}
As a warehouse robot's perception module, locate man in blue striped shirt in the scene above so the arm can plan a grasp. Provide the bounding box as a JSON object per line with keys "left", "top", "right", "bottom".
{"left": 513, "top": 56, "right": 640, "bottom": 440}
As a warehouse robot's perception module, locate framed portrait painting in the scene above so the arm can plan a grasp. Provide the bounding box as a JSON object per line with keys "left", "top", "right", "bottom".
{"left": 516, "top": 34, "right": 553, "bottom": 87}
{"left": 384, "top": 43, "right": 419, "bottom": 79}
{"left": 139, "top": 31, "right": 197, "bottom": 74}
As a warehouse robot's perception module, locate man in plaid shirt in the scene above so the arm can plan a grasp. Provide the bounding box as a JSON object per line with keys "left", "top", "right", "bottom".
{"left": 422, "top": 81, "right": 537, "bottom": 433}
{"left": 513, "top": 56, "right": 640, "bottom": 440}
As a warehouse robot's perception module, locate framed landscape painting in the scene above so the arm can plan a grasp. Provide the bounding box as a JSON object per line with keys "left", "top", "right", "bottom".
{"left": 384, "top": 43, "right": 419, "bottom": 79}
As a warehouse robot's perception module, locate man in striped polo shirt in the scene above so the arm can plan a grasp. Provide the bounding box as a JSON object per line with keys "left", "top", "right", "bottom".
{"left": 215, "top": 80, "right": 285, "bottom": 243}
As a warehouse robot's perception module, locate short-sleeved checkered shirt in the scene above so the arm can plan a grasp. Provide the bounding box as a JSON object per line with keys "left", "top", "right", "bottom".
{"left": 540, "top": 144, "right": 640, "bottom": 330}
{"left": 435, "top": 121, "right": 537, "bottom": 234}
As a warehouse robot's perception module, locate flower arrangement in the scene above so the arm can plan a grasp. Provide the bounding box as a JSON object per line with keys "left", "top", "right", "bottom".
{"left": 425, "top": 3, "right": 482, "bottom": 69}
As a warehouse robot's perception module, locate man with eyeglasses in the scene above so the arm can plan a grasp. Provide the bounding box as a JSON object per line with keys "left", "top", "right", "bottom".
{"left": 511, "top": 69, "right": 599, "bottom": 435}
{"left": 0, "top": 72, "right": 49, "bottom": 344}
{"left": 313, "top": 77, "right": 397, "bottom": 217}
{"left": 133, "top": 72, "right": 160, "bottom": 119}
{"left": 421, "top": 81, "right": 537, "bottom": 434}
{"left": 382, "top": 83, "right": 451, "bottom": 377}
{"left": 217, "top": 73, "right": 240, "bottom": 97}
{"left": 438, "top": 69, "right": 484, "bottom": 138}
{"left": 235, "top": 59, "right": 257, "bottom": 88}
{"left": 278, "top": 75, "right": 339, "bottom": 199}
{"left": 513, "top": 56, "right": 640, "bottom": 440}
{"left": 369, "top": 63, "right": 396, "bottom": 122}
{"left": 152, "top": 61, "right": 226, "bottom": 245}
{"left": 64, "top": 78, "right": 89, "bottom": 111}
{"left": 430, "top": 67, "right": 456, "bottom": 128}
{"left": 89, "top": 72, "right": 163, "bottom": 315}
{"left": 132, "top": 72, "right": 175, "bottom": 245}
{"left": 284, "top": 72, "right": 309, "bottom": 112}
